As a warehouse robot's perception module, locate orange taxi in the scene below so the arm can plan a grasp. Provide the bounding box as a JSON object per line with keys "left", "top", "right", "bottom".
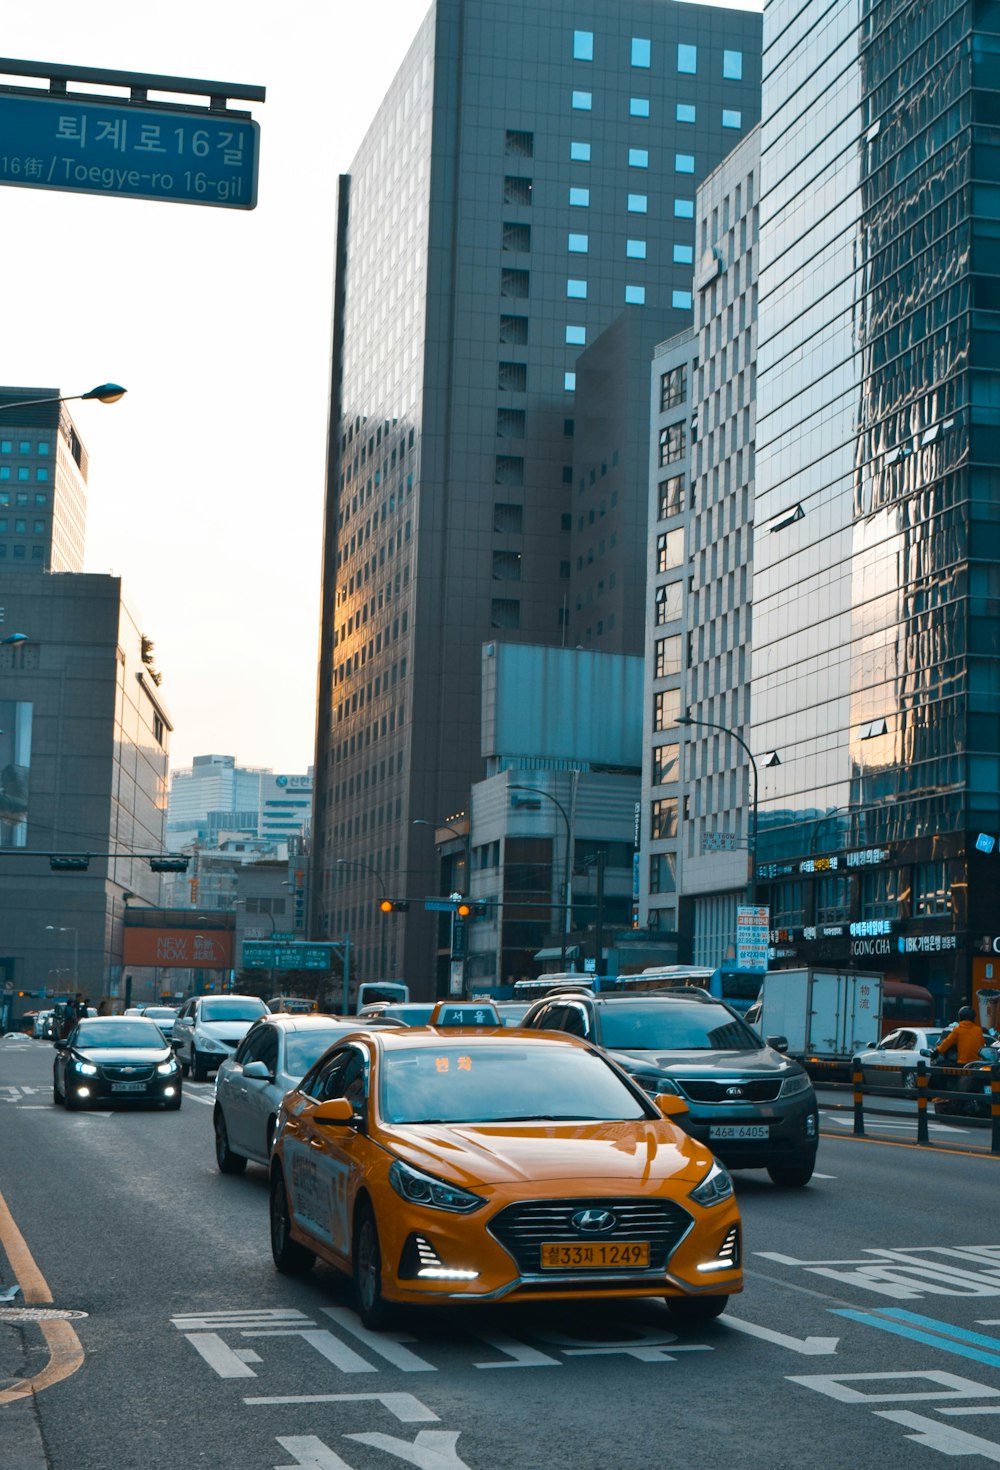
{"left": 269, "top": 1018, "right": 742, "bottom": 1329}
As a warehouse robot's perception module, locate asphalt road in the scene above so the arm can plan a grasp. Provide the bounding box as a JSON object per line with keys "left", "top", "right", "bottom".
{"left": 4, "top": 1034, "right": 1000, "bottom": 1470}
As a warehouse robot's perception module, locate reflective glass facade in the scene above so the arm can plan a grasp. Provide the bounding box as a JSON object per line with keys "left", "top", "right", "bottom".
{"left": 753, "top": 0, "right": 1000, "bottom": 1008}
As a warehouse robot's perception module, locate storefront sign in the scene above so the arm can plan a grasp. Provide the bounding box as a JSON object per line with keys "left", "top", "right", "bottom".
{"left": 736, "top": 905, "right": 769, "bottom": 971}
{"left": 845, "top": 847, "right": 891, "bottom": 868}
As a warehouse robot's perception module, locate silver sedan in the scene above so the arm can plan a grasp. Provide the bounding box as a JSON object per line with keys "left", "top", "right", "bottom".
{"left": 855, "top": 1027, "right": 944, "bottom": 1094}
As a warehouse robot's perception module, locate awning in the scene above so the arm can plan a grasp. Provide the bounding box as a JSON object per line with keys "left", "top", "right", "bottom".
{"left": 533, "top": 946, "right": 580, "bottom": 961}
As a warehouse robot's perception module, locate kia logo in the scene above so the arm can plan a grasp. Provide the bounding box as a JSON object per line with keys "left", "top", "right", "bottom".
{"left": 571, "top": 1208, "right": 618, "bottom": 1234}
{"left": 725, "top": 1086, "right": 745, "bottom": 1097}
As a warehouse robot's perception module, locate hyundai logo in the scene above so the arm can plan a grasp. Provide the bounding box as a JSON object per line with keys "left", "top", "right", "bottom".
{"left": 725, "top": 1086, "right": 745, "bottom": 1097}
{"left": 571, "top": 1208, "right": 618, "bottom": 1235}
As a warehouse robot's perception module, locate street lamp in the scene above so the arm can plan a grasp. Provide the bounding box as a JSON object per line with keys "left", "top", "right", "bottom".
{"left": 0, "top": 384, "right": 127, "bottom": 412}
{"left": 510, "top": 783, "right": 573, "bottom": 971}
{"left": 337, "top": 859, "right": 388, "bottom": 979}
{"left": 44, "top": 924, "right": 79, "bottom": 991}
{"left": 675, "top": 712, "right": 780, "bottom": 904}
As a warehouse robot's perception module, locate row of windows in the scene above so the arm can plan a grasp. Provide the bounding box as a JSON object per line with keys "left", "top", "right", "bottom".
{"left": 566, "top": 279, "right": 692, "bottom": 309}
{"left": 0, "top": 543, "right": 44, "bottom": 560}
{"left": 0, "top": 491, "right": 48, "bottom": 508}
{"left": 0, "top": 519, "right": 46, "bottom": 533}
{"left": 768, "top": 862, "right": 953, "bottom": 926}
{"left": 0, "top": 466, "right": 48, "bottom": 481}
{"left": 571, "top": 31, "right": 744, "bottom": 79}
{"left": 0, "top": 440, "right": 50, "bottom": 455}
{"left": 564, "top": 234, "right": 693, "bottom": 266}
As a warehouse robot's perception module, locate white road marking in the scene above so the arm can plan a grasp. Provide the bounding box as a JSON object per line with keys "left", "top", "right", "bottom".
{"left": 813, "top": 1172, "right": 837, "bottom": 1179}
{"left": 173, "top": 1310, "right": 315, "bottom": 1331}
{"left": 877, "top": 1411, "right": 1000, "bottom": 1461}
{"left": 247, "top": 1393, "right": 439, "bottom": 1423}
{"left": 248, "top": 1329, "right": 377, "bottom": 1374}
{"left": 473, "top": 1337, "right": 561, "bottom": 1369}
{"left": 184, "top": 1331, "right": 257, "bottom": 1378}
{"left": 322, "top": 1308, "right": 437, "bottom": 1372}
{"left": 822, "top": 1113, "right": 968, "bottom": 1135}
{"left": 723, "top": 1316, "right": 839, "bottom": 1355}
{"left": 346, "top": 1429, "right": 474, "bottom": 1469}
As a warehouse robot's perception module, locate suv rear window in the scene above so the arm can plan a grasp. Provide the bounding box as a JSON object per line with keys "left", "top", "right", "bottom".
{"left": 598, "top": 1001, "right": 760, "bottom": 1052}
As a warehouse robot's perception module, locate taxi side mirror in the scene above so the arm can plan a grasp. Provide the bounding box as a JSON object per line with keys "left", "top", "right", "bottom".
{"left": 312, "top": 1097, "right": 355, "bottom": 1126}
{"left": 655, "top": 1092, "right": 689, "bottom": 1118}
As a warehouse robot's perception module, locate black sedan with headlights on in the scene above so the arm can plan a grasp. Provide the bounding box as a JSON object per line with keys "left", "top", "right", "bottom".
{"left": 53, "top": 1016, "right": 183, "bottom": 1110}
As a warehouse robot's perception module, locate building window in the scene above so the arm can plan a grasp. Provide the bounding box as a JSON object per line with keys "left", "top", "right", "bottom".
{"left": 656, "top": 528, "right": 684, "bottom": 572}
{"left": 651, "top": 795, "right": 678, "bottom": 836}
{"left": 498, "top": 361, "right": 527, "bottom": 392}
{"left": 655, "top": 636, "right": 682, "bottom": 678}
{"left": 675, "top": 153, "right": 695, "bottom": 174}
{"left": 570, "top": 140, "right": 591, "bottom": 161}
{"left": 655, "top": 583, "right": 682, "bottom": 624}
{"left": 815, "top": 875, "right": 850, "bottom": 924}
{"left": 501, "top": 268, "right": 530, "bottom": 297}
{"left": 678, "top": 43, "right": 697, "bottom": 73}
{"left": 569, "top": 187, "right": 590, "bottom": 207}
{"left": 723, "top": 109, "right": 742, "bottom": 129}
{"left": 493, "top": 502, "right": 523, "bottom": 534}
{"left": 0, "top": 468, "right": 9, "bottom": 481}
{"left": 673, "top": 243, "right": 694, "bottom": 264}
{"left": 676, "top": 103, "right": 696, "bottom": 123}
{"left": 505, "top": 130, "right": 534, "bottom": 158}
{"left": 568, "top": 233, "right": 589, "bottom": 253}
{"left": 566, "top": 278, "right": 588, "bottom": 298}
{"left": 572, "top": 90, "right": 593, "bottom": 110}
{"left": 627, "top": 193, "right": 648, "bottom": 213}
{"left": 17, "top": 468, "right": 29, "bottom": 481}
{"left": 658, "top": 423, "right": 686, "bottom": 465}
{"left": 492, "top": 550, "right": 522, "bottom": 581}
{"left": 772, "top": 883, "right": 805, "bottom": 927}
{"left": 503, "top": 176, "right": 533, "bottom": 206}
{"left": 564, "top": 371, "right": 577, "bottom": 391}
{"left": 660, "top": 365, "right": 687, "bottom": 410}
{"left": 496, "top": 408, "right": 526, "bottom": 437}
{"left": 0, "top": 440, "right": 10, "bottom": 453}
{"left": 653, "top": 743, "right": 680, "bottom": 785}
{"left": 674, "top": 199, "right": 694, "bottom": 218}
{"left": 499, "top": 314, "right": 529, "bottom": 344}
{"left": 860, "top": 868, "right": 903, "bottom": 921}
{"left": 565, "top": 324, "right": 586, "bottom": 345}
{"left": 491, "top": 598, "right": 520, "bottom": 629}
{"left": 672, "top": 289, "right": 693, "bottom": 309}
{"left": 628, "top": 148, "right": 649, "bottom": 168}
{"left": 626, "top": 239, "right": 647, "bottom": 259}
{"left": 914, "top": 861, "right": 949, "bottom": 917}
{"left": 573, "top": 29, "right": 594, "bottom": 60}
{"left": 649, "top": 852, "right": 677, "bottom": 893}
{"left": 32, "top": 519, "right": 45, "bottom": 534}
{"left": 630, "top": 97, "right": 650, "bottom": 117}
{"left": 625, "top": 285, "right": 645, "bottom": 304}
{"left": 723, "top": 49, "right": 743, "bottom": 79}
{"left": 18, "top": 441, "right": 29, "bottom": 454}
{"left": 502, "top": 221, "right": 531, "bottom": 251}
{"left": 495, "top": 455, "right": 524, "bottom": 486}
{"left": 34, "top": 492, "right": 47, "bottom": 507}
{"left": 35, "top": 467, "right": 49, "bottom": 481}
{"left": 658, "top": 475, "right": 686, "bottom": 519}
{"left": 631, "top": 37, "right": 651, "bottom": 67}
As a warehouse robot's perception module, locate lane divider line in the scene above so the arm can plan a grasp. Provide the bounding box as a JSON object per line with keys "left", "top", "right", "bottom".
{"left": 0, "top": 1189, "right": 84, "bottom": 1404}
{"left": 832, "top": 1308, "right": 1000, "bottom": 1370}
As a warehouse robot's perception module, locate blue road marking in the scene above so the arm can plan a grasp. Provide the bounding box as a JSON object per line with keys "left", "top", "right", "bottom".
{"left": 833, "top": 1308, "right": 1000, "bottom": 1370}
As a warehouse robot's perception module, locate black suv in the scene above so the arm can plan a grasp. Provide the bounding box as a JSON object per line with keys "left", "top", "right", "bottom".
{"left": 522, "top": 989, "right": 818, "bottom": 1187}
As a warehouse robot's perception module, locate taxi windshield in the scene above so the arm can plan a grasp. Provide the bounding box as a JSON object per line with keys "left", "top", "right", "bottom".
{"left": 75, "top": 1021, "right": 164, "bottom": 1048}
{"left": 380, "top": 1043, "right": 649, "bottom": 1125}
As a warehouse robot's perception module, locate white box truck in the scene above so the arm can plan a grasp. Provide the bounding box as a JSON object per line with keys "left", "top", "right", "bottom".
{"left": 754, "top": 969, "right": 883, "bottom": 1069}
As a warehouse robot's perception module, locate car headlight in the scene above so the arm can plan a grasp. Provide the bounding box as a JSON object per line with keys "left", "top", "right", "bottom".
{"left": 689, "top": 1160, "right": 734, "bottom": 1207}
{"left": 73, "top": 1061, "right": 98, "bottom": 1076}
{"left": 196, "top": 1035, "right": 227, "bottom": 1052}
{"left": 157, "top": 1059, "right": 179, "bottom": 1076}
{"left": 388, "top": 1159, "right": 485, "bottom": 1213}
{"left": 778, "top": 1070, "right": 813, "bottom": 1098}
{"left": 631, "top": 1072, "right": 679, "bottom": 1095}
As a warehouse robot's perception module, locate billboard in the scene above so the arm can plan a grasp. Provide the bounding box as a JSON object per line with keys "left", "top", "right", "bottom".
{"left": 123, "top": 928, "right": 233, "bottom": 968}
{"left": 0, "top": 700, "right": 31, "bottom": 848}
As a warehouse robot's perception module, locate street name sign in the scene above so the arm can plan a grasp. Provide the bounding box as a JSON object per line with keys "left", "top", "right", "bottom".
{"left": 242, "top": 942, "right": 332, "bottom": 971}
{"left": 0, "top": 93, "right": 259, "bottom": 207}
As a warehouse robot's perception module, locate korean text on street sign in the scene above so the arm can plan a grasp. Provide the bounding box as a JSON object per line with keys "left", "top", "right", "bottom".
{"left": 242, "top": 942, "right": 332, "bottom": 971}
{"left": 0, "top": 94, "right": 259, "bottom": 208}
{"left": 736, "top": 904, "right": 769, "bottom": 971}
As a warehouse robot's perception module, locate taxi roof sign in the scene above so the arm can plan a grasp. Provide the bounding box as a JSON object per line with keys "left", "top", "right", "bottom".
{"left": 429, "top": 1000, "right": 501, "bottom": 1028}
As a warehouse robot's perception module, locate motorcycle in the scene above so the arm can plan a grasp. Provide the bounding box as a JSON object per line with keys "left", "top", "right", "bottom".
{"left": 929, "top": 1036, "right": 1000, "bottom": 1118}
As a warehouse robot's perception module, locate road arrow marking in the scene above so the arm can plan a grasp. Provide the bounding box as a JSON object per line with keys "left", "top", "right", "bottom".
{"left": 723, "top": 1315, "right": 839, "bottom": 1355}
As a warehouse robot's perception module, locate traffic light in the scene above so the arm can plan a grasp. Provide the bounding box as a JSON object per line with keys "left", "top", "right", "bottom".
{"left": 149, "top": 855, "right": 189, "bottom": 873}
{"left": 49, "top": 855, "right": 89, "bottom": 871}
{"left": 379, "top": 899, "right": 411, "bottom": 913}
{"left": 457, "top": 900, "right": 489, "bottom": 918}
{"left": 456, "top": 901, "right": 471, "bottom": 917}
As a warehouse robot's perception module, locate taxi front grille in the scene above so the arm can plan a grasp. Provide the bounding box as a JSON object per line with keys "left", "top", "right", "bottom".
{"left": 489, "top": 1198, "right": 691, "bottom": 1274}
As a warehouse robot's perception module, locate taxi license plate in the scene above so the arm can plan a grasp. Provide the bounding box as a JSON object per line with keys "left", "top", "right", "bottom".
{"left": 540, "top": 1242, "right": 650, "bottom": 1269}
{"left": 111, "top": 1081, "right": 147, "bottom": 1093}
{"left": 710, "top": 1124, "right": 769, "bottom": 1139}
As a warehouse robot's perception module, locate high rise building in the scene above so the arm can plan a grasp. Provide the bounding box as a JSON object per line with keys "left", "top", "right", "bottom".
{"left": 0, "top": 388, "right": 88, "bottom": 573}
{"left": 751, "top": 0, "right": 1000, "bottom": 1011}
{"left": 313, "top": 0, "right": 763, "bottom": 988}
{"left": 167, "top": 755, "right": 312, "bottom": 850}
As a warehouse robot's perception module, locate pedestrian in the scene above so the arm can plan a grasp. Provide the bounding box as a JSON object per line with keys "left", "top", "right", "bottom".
{"left": 78, "top": 995, "right": 90, "bottom": 1019}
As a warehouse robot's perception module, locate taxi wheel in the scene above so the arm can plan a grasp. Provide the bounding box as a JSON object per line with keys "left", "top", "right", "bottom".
{"left": 215, "top": 1110, "right": 247, "bottom": 1174}
{"left": 270, "top": 1166, "right": 315, "bottom": 1275}
{"left": 353, "top": 1200, "right": 392, "bottom": 1330}
{"left": 666, "top": 1294, "right": 729, "bottom": 1325}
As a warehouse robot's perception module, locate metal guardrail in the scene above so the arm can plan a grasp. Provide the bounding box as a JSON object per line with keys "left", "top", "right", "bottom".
{"left": 807, "top": 1057, "right": 1000, "bottom": 1154}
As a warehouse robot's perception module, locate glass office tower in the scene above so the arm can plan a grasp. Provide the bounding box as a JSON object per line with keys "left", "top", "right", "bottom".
{"left": 313, "top": 0, "right": 762, "bottom": 988}
{"left": 752, "top": 0, "right": 1000, "bottom": 1012}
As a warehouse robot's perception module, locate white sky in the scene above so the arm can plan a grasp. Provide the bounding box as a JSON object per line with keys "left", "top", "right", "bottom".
{"left": 2, "top": 0, "right": 760, "bottom": 776}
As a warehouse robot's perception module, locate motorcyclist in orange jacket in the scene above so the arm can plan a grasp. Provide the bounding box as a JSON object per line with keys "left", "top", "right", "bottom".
{"left": 937, "top": 1007, "right": 986, "bottom": 1066}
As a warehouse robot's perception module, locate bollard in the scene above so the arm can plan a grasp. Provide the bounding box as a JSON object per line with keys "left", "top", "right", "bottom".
{"left": 852, "top": 1059, "right": 865, "bottom": 1136}
{"left": 916, "top": 1059, "right": 929, "bottom": 1145}
{"left": 992, "top": 1066, "right": 1000, "bottom": 1156}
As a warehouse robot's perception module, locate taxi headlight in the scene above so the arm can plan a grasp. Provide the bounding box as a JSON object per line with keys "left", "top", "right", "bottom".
{"left": 389, "top": 1160, "right": 485, "bottom": 1213}
{"left": 157, "top": 1059, "right": 179, "bottom": 1076}
{"left": 689, "top": 1160, "right": 734, "bottom": 1207}
{"left": 778, "top": 1071, "right": 813, "bottom": 1098}
{"left": 73, "top": 1060, "right": 98, "bottom": 1076}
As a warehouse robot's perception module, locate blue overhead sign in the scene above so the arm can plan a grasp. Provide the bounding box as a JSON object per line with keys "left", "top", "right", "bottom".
{"left": 0, "top": 93, "right": 259, "bottom": 207}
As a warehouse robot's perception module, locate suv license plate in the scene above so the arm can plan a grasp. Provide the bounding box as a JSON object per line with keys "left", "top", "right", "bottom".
{"left": 111, "top": 1081, "right": 147, "bottom": 1093}
{"left": 540, "top": 1242, "right": 649, "bottom": 1269}
{"left": 710, "top": 1124, "right": 769, "bottom": 1140}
